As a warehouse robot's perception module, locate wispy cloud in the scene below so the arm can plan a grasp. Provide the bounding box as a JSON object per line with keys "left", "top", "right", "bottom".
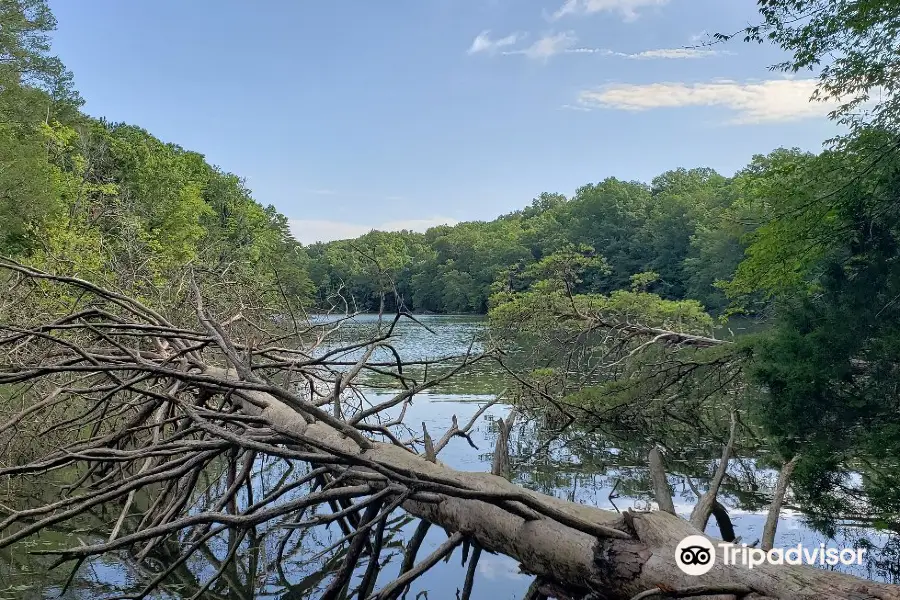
{"left": 689, "top": 30, "right": 710, "bottom": 44}
{"left": 467, "top": 30, "right": 524, "bottom": 54}
{"left": 625, "top": 47, "right": 721, "bottom": 59}
{"left": 568, "top": 46, "right": 722, "bottom": 59}
{"left": 560, "top": 103, "right": 593, "bottom": 112}
{"left": 502, "top": 32, "right": 578, "bottom": 60}
{"left": 289, "top": 217, "right": 460, "bottom": 244}
{"left": 482, "top": 36, "right": 722, "bottom": 61}
{"left": 552, "top": 0, "right": 670, "bottom": 21}
{"left": 574, "top": 79, "right": 831, "bottom": 124}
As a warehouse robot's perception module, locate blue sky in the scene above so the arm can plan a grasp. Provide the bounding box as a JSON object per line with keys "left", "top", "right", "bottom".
{"left": 48, "top": 0, "right": 839, "bottom": 243}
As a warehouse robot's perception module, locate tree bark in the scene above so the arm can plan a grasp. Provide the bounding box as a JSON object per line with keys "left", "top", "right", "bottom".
{"left": 689, "top": 412, "right": 737, "bottom": 532}
{"left": 648, "top": 447, "right": 676, "bottom": 515}
{"left": 230, "top": 369, "right": 899, "bottom": 600}
{"left": 761, "top": 455, "right": 800, "bottom": 552}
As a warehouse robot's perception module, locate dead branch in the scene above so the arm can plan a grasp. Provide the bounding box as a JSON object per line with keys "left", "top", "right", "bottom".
{"left": 689, "top": 411, "right": 738, "bottom": 531}
{"left": 0, "top": 262, "right": 896, "bottom": 600}
{"left": 761, "top": 454, "right": 800, "bottom": 551}
{"left": 648, "top": 446, "right": 676, "bottom": 515}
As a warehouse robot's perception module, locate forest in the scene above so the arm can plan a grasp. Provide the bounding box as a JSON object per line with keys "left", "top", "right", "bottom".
{"left": 3, "top": 0, "right": 900, "bottom": 599}
{"left": 305, "top": 168, "right": 751, "bottom": 316}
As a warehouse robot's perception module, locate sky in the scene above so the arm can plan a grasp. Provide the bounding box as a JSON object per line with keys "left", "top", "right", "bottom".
{"left": 48, "top": 0, "right": 840, "bottom": 244}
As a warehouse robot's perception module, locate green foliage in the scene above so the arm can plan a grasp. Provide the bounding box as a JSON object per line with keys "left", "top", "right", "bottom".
{"left": 724, "top": 0, "right": 900, "bottom": 527}
{"left": 489, "top": 286, "right": 714, "bottom": 338}
{"left": 728, "top": 133, "right": 900, "bottom": 298}
{"left": 0, "top": 0, "right": 314, "bottom": 309}
{"left": 725, "top": 147, "right": 837, "bottom": 297}
{"left": 738, "top": 131, "right": 900, "bottom": 514}
{"left": 518, "top": 244, "right": 610, "bottom": 294}
{"left": 0, "top": 0, "right": 81, "bottom": 123}
{"left": 739, "top": 0, "right": 900, "bottom": 136}
{"left": 643, "top": 168, "right": 732, "bottom": 298}
{"left": 629, "top": 271, "right": 659, "bottom": 292}
{"left": 0, "top": 0, "right": 83, "bottom": 256}
{"left": 307, "top": 230, "right": 432, "bottom": 312}
{"left": 307, "top": 171, "right": 754, "bottom": 315}
{"left": 0, "top": 123, "right": 62, "bottom": 254}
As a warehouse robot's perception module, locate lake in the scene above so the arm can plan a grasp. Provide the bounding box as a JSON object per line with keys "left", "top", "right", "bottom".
{"left": 0, "top": 315, "right": 889, "bottom": 599}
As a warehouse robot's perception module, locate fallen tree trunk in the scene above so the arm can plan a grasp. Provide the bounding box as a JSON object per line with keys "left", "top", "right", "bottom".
{"left": 237, "top": 372, "right": 900, "bottom": 600}
{"left": 0, "top": 260, "right": 897, "bottom": 600}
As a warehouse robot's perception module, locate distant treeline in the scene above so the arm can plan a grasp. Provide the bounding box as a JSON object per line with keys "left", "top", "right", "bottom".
{"left": 304, "top": 161, "right": 786, "bottom": 315}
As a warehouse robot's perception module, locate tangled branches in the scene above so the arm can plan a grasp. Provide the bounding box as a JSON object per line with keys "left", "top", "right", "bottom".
{"left": 0, "top": 259, "right": 898, "bottom": 600}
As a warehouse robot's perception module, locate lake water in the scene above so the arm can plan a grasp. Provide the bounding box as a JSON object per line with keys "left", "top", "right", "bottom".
{"left": 0, "top": 315, "right": 889, "bottom": 598}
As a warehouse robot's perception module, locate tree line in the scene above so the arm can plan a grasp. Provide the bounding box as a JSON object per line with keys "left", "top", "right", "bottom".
{"left": 1, "top": 1, "right": 313, "bottom": 309}
{"left": 305, "top": 165, "right": 767, "bottom": 315}
{"left": 2, "top": 0, "right": 783, "bottom": 325}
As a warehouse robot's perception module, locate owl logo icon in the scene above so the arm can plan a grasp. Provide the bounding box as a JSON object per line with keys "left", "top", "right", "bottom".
{"left": 675, "top": 535, "right": 716, "bottom": 575}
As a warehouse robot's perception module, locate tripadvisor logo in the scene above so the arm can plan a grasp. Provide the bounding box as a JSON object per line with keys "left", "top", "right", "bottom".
{"left": 675, "top": 535, "right": 866, "bottom": 575}
{"left": 676, "top": 535, "right": 715, "bottom": 575}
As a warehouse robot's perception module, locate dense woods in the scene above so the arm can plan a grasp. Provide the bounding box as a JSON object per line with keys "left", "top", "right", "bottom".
{"left": 305, "top": 168, "right": 755, "bottom": 315}
{"left": 0, "top": 1, "right": 313, "bottom": 309}
{"left": 0, "top": 4, "right": 774, "bottom": 319}
{"left": 5, "top": 0, "right": 900, "bottom": 598}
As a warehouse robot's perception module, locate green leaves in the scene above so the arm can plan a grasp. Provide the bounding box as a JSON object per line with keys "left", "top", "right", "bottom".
{"left": 519, "top": 244, "right": 610, "bottom": 293}
{"left": 0, "top": 0, "right": 81, "bottom": 123}
{"left": 725, "top": 129, "right": 900, "bottom": 530}
{"left": 741, "top": 0, "right": 900, "bottom": 137}
{"left": 305, "top": 171, "right": 755, "bottom": 316}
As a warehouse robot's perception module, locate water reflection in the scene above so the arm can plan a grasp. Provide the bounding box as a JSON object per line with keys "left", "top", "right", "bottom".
{"left": 0, "top": 315, "right": 894, "bottom": 598}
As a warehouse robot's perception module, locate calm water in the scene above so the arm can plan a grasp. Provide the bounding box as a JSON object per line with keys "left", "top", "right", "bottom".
{"left": 0, "top": 315, "right": 888, "bottom": 598}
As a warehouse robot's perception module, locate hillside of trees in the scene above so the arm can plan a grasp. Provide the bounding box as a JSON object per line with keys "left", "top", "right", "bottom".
{"left": 305, "top": 166, "right": 767, "bottom": 315}
{"left": 0, "top": 2, "right": 313, "bottom": 310}
{"left": 0, "top": 0, "right": 848, "bottom": 329}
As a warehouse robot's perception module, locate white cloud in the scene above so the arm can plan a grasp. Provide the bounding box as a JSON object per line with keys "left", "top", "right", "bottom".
{"left": 473, "top": 28, "right": 717, "bottom": 62}
{"left": 626, "top": 47, "right": 720, "bottom": 59}
{"left": 568, "top": 46, "right": 721, "bottom": 59}
{"left": 503, "top": 31, "right": 578, "bottom": 60}
{"left": 468, "top": 30, "right": 524, "bottom": 54}
{"left": 289, "top": 217, "right": 460, "bottom": 244}
{"left": 575, "top": 79, "right": 831, "bottom": 124}
{"left": 552, "top": 0, "right": 670, "bottom": 21}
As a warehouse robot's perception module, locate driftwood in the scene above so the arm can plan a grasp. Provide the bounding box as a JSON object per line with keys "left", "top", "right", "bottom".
{"left": 647, "top": 447, "right": 676, "bottom": 516}
{"left": 689, "top": 412, "right": 738, "bottom": 532}
{"left": 0, "top": 259, "right": 897, "bottom": 600}
{"left": 760, "top": 455, "right": 800, "bottom": 552}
